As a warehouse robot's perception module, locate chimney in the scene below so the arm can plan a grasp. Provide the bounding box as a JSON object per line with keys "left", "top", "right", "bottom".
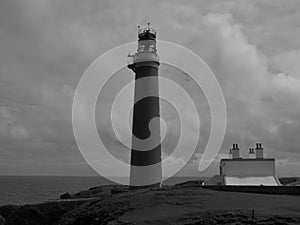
{"left": 249, "top": 147, "right": 255, "bottom": 159}
{"left": 231, "top": 143, "right": 240, "bottom": 159}
{"left": 255, "top": 142, "right": 264, "bottom": 159}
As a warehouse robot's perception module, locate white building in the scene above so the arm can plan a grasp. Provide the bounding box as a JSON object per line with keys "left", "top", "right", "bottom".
{"left": 203, "top": 143, "right": 281, "bottom": 186}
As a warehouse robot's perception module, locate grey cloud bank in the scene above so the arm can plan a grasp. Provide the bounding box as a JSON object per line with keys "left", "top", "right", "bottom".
{"left": 0, "top": 0, "right": 300, "bottom": 176}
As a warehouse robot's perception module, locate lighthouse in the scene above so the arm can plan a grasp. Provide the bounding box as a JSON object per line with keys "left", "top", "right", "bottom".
{"left": 127, "top": 23, "right": 162, "bottom": 188}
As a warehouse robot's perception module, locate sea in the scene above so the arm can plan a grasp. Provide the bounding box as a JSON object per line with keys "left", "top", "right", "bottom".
{"left": 0, "top": 176, "right": 201, "bottom": 205}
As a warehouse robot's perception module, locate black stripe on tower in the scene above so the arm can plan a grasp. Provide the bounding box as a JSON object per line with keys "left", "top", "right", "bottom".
{"left": 131, "top": 62, "right": 161, "bottom": 167}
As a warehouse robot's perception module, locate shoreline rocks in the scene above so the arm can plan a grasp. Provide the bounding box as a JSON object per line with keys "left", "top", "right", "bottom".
{"left": 1, "top": 181, "right": 300, "bottom": 225}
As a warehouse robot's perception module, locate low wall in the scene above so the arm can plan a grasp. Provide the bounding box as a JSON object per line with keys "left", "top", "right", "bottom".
{"left": 202, "top": 185, "right": 300, "bottom": 195}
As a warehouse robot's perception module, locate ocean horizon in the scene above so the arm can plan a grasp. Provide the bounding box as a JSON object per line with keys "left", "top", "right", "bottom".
{"left": 0, "top": 176, "right": 203, "bottom": 205}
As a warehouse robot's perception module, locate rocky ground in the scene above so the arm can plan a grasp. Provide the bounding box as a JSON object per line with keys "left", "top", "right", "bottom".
{"left": 1, "top": 182, "right": 300, "bottom": 225}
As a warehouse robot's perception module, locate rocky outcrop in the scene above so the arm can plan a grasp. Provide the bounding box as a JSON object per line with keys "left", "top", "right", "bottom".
{"left": 2, "top": 181, "right": 300, "bottom": 225}
{"left": 0, "top": 214, "right": 5, "bottom": 225}
{"left": 57, "top": 197, "right": 129, "bottom": 225}
{"left": 0, "top": 205, "right": 19, "bottom": 220}
{"left": 4, "top": 201, "right": 85, "bottom": 225}
{"left": 60, "top": 192, "right": 71, "bottom": 199}
{"left": 59, "top": 185, "right": 113, "bottom": 200}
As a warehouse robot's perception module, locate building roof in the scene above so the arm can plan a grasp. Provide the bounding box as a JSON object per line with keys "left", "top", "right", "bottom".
{"left": 221, "top": 158, "right": 275, "bottom": 162}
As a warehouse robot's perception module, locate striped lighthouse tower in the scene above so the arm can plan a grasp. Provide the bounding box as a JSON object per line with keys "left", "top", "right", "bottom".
{"left": 127, "top": 23, "right": 162, "bottom": 188}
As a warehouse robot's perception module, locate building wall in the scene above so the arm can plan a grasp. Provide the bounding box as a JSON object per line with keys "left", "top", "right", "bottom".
{"left": 224, "top": 176, "right": 280, "bottom": 186}
{"left": 220, "top": 159, "right": 275, "bottom": 177}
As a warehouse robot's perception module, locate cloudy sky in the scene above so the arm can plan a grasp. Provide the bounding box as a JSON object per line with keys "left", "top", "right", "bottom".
{"left": 0, "top": 0, "right": 300, "bottom": 177}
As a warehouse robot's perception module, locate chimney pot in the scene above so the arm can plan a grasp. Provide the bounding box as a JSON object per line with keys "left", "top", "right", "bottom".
{"left": 231, "top": 143, "right": 240, "bottom": 159}
{"left": 255, "top": 143, "right": 264, "bottom": 159}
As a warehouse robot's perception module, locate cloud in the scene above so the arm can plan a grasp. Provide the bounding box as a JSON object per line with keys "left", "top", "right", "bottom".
{"left": 0, "top": 0, "right": 300, "bottom": 176}
{"left": 191, "top": 13, "right": 300, "bottom": 172}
